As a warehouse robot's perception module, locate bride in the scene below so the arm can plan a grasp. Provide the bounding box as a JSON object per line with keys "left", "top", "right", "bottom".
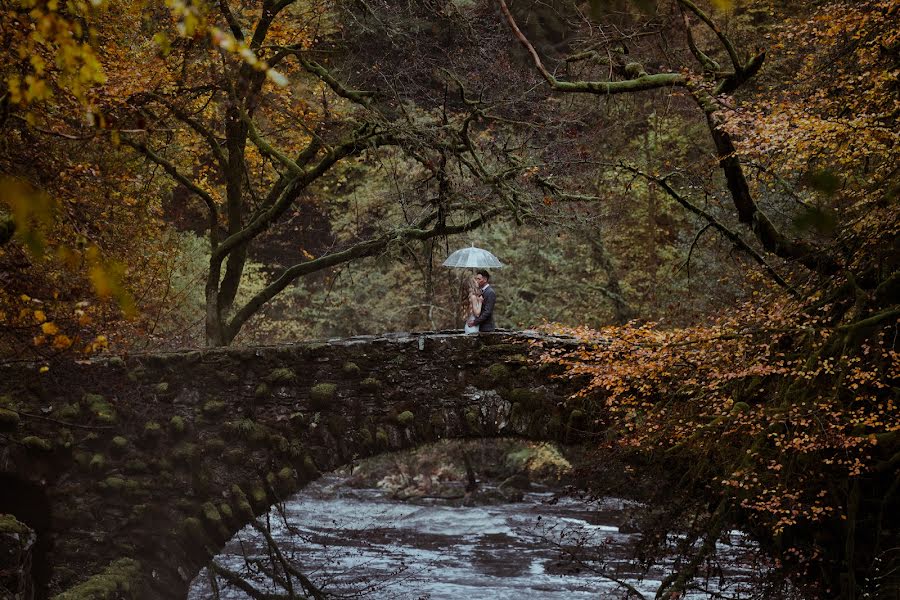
{"left": 464, "top": 278, "right": 483, "bottom": 334}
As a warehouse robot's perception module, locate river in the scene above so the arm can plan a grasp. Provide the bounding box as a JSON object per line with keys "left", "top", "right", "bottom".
{"left": 187, "top": 474, "right": 768, "bottom": 599}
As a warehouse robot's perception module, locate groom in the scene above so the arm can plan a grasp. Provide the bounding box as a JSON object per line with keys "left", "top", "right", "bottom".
{"left": 468, "top": 269, "right": 496, "bottom": 332}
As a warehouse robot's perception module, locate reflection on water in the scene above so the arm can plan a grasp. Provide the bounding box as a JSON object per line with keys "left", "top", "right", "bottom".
{"left": 189, "top": 475, "right": 764, "bottom": 599}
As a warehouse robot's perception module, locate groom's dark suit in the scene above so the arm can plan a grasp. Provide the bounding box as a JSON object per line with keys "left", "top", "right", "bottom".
{"left": 472, "top": 284, "right": 496, "bottom": 332}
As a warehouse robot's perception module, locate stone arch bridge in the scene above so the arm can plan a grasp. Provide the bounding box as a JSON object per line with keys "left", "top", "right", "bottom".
{"left": 0, "top": 332, "right": 588, "bottom": 599}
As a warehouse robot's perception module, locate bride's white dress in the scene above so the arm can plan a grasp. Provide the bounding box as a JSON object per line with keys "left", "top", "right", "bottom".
{"left": 463, "top": 292, "right": 482, "bottom": 334}
{"left": 464, "top": 317, "right": 479, "bottom": 334}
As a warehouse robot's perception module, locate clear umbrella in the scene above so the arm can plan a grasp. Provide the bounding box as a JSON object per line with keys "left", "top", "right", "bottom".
{"left": 441, "top": 245, "right": 505, "bottom": 269}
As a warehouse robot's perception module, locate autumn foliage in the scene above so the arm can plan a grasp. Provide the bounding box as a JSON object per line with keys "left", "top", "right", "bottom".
{"left": 533, "top": 1, "right": 900, "bottom": 595}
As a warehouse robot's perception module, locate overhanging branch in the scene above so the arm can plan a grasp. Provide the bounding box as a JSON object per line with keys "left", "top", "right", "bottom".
{"left": 621, "top": 164, "right": 798, "bottom": 296}
{"left": 225, "top": 207, "right": 505, "bottom": 341}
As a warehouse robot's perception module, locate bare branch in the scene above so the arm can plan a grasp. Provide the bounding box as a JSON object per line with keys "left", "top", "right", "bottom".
{"left": 620, "top": 164, "right": 798, "bottom": 296}
{"left": 217, "top": 0, "right": 245, "bottom": 41}
{"left": 153, "top": 95, "right": 228, "bottom": 170}
{"left": 122, "top": 137, "right": 220, "bottom": 248}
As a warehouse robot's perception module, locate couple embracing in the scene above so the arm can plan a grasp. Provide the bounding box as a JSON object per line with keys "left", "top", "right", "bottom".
{"left": 464, "top": 269, "right": 496, "bottom": 334}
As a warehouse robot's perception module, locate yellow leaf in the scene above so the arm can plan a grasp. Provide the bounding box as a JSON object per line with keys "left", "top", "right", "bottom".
{"left": 41, "top": 321, "right": 60, "bottom": 335}
{"left": 89, "top": 265, "right": 112, "bottom": 297}
{"left": 52, "top": 334, "right": 73, "bottom": 350}
{"left": 39, "top": 365, "right": 49, "bottom": 373}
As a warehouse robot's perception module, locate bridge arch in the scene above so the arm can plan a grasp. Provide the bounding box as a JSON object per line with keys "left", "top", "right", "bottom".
{"left": 0, "top": 332, "right": 585, "bottom": 598}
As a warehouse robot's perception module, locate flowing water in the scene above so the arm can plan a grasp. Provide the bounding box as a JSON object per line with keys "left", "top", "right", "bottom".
{"left": 188, "top": 475, "right": 765, "bottom": 599}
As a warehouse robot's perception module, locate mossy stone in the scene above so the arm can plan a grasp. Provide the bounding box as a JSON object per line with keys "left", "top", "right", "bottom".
{"left": 506, "top": 388, "right": 542, "bottom": 410}
{"left": 218, "top": 503, "right": 234, "bottom": 523}
{"left": 124, "top": 479, "right": 143, "bottom": 497}
{"left": 181, "top": 516, "right": 205, "bottom": 539}
{"left": 302, "top": 455, "right": 318, "bottom": 475}
{"left": 73, "top": 451, "right": 91, "bottom": 468}
{"left": 231, "top": 485, "right": 254, "bottom": 519}
{"left": 342, "top": 362, "right": 361, "bottom": 377}
{"left": 360, "top": 377, "right": 381, "bottom": 392}
{"left": 57, "top": 403, "right": 80, "bottom": 420}
{"left": 277, "top": 466, "right": 294, "bottom": 482}
{"left": 172, "top": 443, "right": 198, "bottom": 464}
{"left": 96, "top": 412, "right": 117, "bottom": 424}
{"left": 204, "top": 438, "right": 227, "bottom": 454}
{"left": 250, "top": 485, "right": 267, "bottom": 507}
{"left": 84, "top": 393, "right": 116, "bottom": 423}
{"left": 568, "top": 409, "right": 586, "bottom": 423}
{"left": 310, "top": 383, "right": 337, "bottom": 408}
{"left": 103, "top": 477, "right": 126, "bottom": 492}
{"left": 201, "top": 502, "right": 222, "bottom": 525}
{"left": 55, "top": 429, "right": 75, "bottom": 451}
{"left": 506, "top": 353, "right": 529, "bottom": 365}
{"left": 269, "top": 434, "right": 289, "bottom": 453}
{"left": 155, "top": 382, "right": 169, "bottom": 393}
{"left": 485, "top": 363, "right": 510, "bottom": 384}
{"left": 266, "top": 368, "right": 296, "bottom": 384}
{"left": 21, "top": 435, "right": 52, "bottom": 452}
{"left": 127, "top": 367, "right": 146, "bottom": 382}
{"left": 396, "top": 411, "right": 414, "bottom": 426}
{"left": 53, "top": 557, "right": 141, "bottom": 600}
{"left": 169, "top": 415, "right": 186, "bottom": 436}
{"left": 143, "top": 421, "right": 162, "bottom": 439}
{"left": 223, "top": 449, "right": 244, "bottom": 465}
{"left": 201, "top": 400, "right": 226, "bottom": 416}
{"left": 110, "top": 436, "right": 129, "bottom": 453}
{"left": 89, "top": 453, "right": 106, "bottom": 472}
{"left": 289, "top": 412, "right": 306, "bottom": 429}
{"left": 0, "top": 513, "right": 29, "bottom": 534}
{"left": 106, "top": 356, "right": 125, "bottom": 368}
{"left": 82, "top": 392, "right": 105, "bottom": 406}
{"left": 375, "top": 428, "right": 389, "bottom": 446}
{"left": 124, "top": 459, "right": 148, "bottom": 474}
{"left": 0, "top": 408, "right": 20, "bottom": 431}
{"left": 730, "top": 401, "right": 751, "bottom": 415}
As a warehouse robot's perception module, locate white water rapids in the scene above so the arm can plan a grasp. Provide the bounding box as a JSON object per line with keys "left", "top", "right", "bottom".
{"left": 188, "top": 475, "right": 765, "bottom": 599}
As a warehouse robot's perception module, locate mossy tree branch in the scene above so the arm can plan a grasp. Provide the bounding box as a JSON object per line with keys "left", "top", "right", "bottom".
{"left": 497, "top": 0, "right": 687, "bottom": 94}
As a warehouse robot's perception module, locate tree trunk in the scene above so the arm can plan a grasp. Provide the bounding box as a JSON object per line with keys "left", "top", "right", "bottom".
{"left": 690, "top": 88, "right": 838, "bottom": 275}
